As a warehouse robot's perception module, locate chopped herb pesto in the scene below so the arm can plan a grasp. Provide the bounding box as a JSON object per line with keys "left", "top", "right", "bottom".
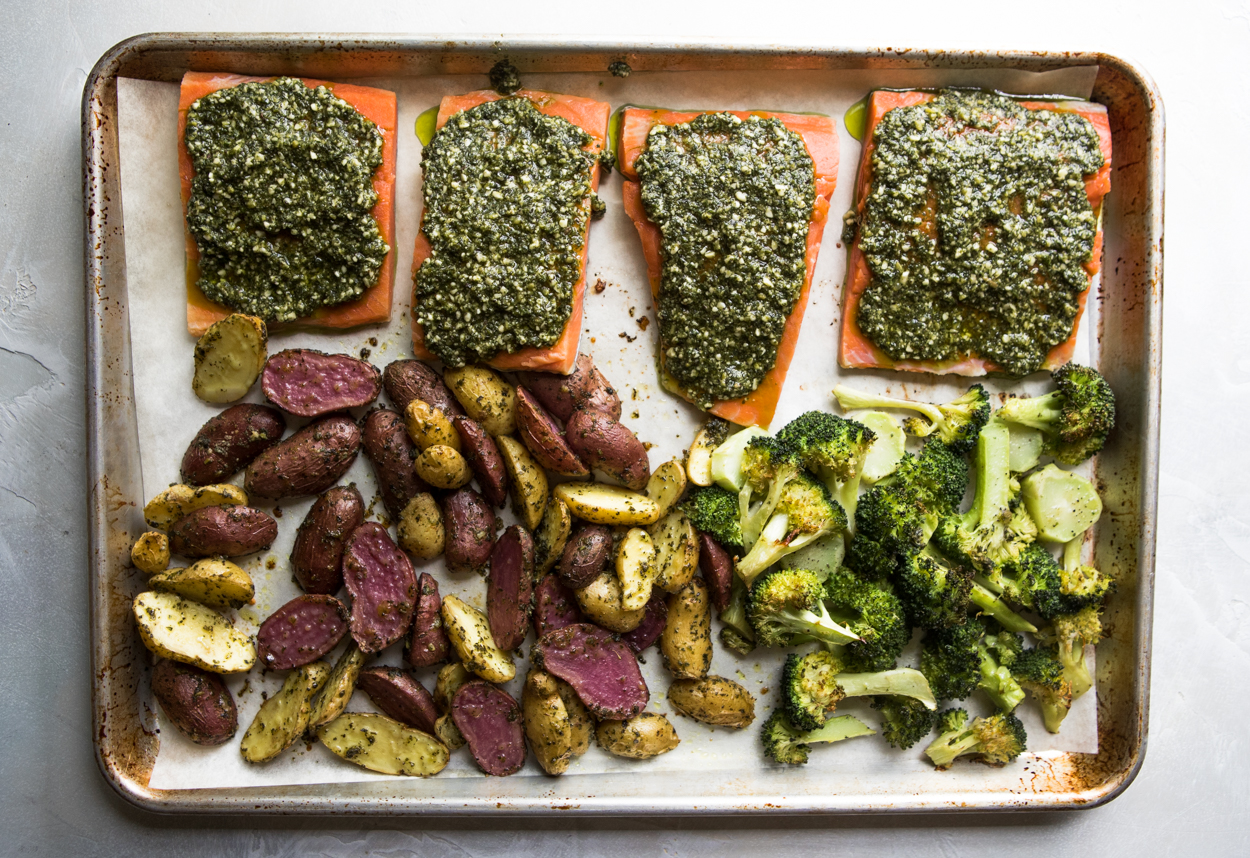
{"left": 489, "top": 60, "right": 522, "bottom": 96}
{"left": 855, "top": 90, "right": 1105, "bottom": 376}
{"left": 184, "top": 77, "right": 388, "bottom": 322}
{"left": 413, "top": 97, "right": 597, "bottom": 367}
{"left": 635, "top": 113, "right": 815, "bottom": 406}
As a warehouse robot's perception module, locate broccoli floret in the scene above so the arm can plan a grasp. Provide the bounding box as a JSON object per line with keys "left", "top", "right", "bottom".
{"left": 833, "top": 383, "right": 990, "bottom": 454}
{"left": 871, "top": 696, "right": 937, "bottom": 749}
{"left": 925, "top": 710, "right": 1028, "bottom": 769}
{"left": 1056, "top": 534, "right": 1114, "bottom": 615}
{"left": 896, "top": 551, "right": 973, "bottom": 631}
{"left": 886, "top": 439, "right": 969, "bottom": 514}
{"left": 968, "top": 580, "right": 1039, "bottom": 634}
{"left": 1013, "top": 645, "right": 1073, "bottom": 733}
{"left": 977, "top": 628, "right": 1026, "bottom": 712}
{"left": 1037, "top": 606, "right": 1102, "bottom": 698}
{"left": 718, "top": 577, "right": 756, "bottom": 656}
{"left": 919, "top": 619, "right": 984, "bottom": 702}
{"left": 782, "top": 650, "right": 936, "bottom": 731}
{"left": 740, "top": 435, "right": 804, "bottom": 543}
{"left": 995, "top": 363, "right": 1116, "bottom": 465}
{"left": 761, "top": 709, "right": 875, "bottom": 765}
{"left": 680, "top": 485, "right": 744, "bottom": 554}
{"left": 777, "top": 410, "right": 876, "bottom": 516}
{"left": 748, "top": 568, "right": 860, "bottom": 649}
{"left": 979, "top": 542, "right": 1065, "bottom": 620}
{"left": 736, "top": 474, "right": 847, "bottom": 585}
{"left": 823, "top": 566, "right": 910, "bottom": 671}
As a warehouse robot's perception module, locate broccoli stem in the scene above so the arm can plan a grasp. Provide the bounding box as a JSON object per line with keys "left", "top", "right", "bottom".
{"left": 835, "top": 668, "right": 937, "bottom": 710}
{"left": 775, "top": 607, "right": 861, "bottom": 646}
{"left": 969, "top": 583, "right": 1038, "bottom": 634}
{"left": 997, "top": 391, "right": 1064, "bottom": 432}
{"left": 970, "top": 420, "right": 1012, "bottom": 531}
{"left": 805, "top": 714, "right": 877, "bottom": 744}
{"left": 925, "top": 728, "right": 982, "bottom": 769}
{"left": 978, "top": 659, "right": 1025, "bottom": 712}
{"left": 1064, "top": 534, "right": 1084, "bottom": 571}
{"left": 832, "top": 385, "right": 944, "bottom": 436}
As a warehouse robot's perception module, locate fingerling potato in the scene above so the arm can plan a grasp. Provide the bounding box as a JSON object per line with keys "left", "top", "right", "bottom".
{"left": 596, "top": 713, "right": 680, "bottom": 760}
{"left": 404, "top": 398, "right": 460, "bottom": 451}
{"left": 180, "top": 403, "right": 285, "bottom": 486}
{"left": 574, "top": 570, "right": 646, "bottom": 633}
{"left": 305, "top": 644, "right": 366, "bottom": 734}
{"left": 668, "top": 676, "right": 756, "bottom": 729}
{"left": 534, "top": 494, "right": 572, "bottom": 576}
{"left": 397, "top": 493, "right": 444, "bottom": 560}
{"left": 616, "top": 527, "right": 657, "bottom": 612}
{"left": 131, "top": 531, "right": 170, "bottom": 574}
{"left": 565, "top": 409, "right": 650, "bottom": 491}
{"left": 143, "top": 483, "right": 247, "bottom": 530}
{"left": 192, "top": 313, "right": 267, "bottom": 404}
{"left": 684, "top": 417, "right": 730, "bottom": 488}
{"left": 240, "top": 661, "right": 330, "bottom": 762}
{"left": 497, "top": 435, "right": 548, "bottom": 530}
{"left": 167, "top": 504, "right": 277, "bottom": 558}
{"left": 133, "top": 591, "right": 255, "bottom": 673}
{"left": 149, "top": 557, "right": 255, "bottom": 610}
{"left": 414, "top": 444, "right": 472, "bottom": 490}
{"left": 523, "top": 669, "right": 573, "bottom": 776}
{"left": 384, "top": 359, "right": 464, "bottom": 418}
{"left": 440, "top": 594, "right": 515, "bottom": 683}
{"left": 151, "top": 659, "right": 239, "bottom": 746}
{"left": 444, "top": 365, "right": 516, "bottom": 436}
{"left": 553, "top": 482, "right": 660, "bottom": 527}
{"left": 660, "top": 579, "right": 712, "bottom": 680}
{"left": 644, "top": 460, "right": 687, "bottom": 519}
{"left": 650, "top": 511, "right": 699, "bottom": 594}
{"left": 318, "top": 713, "right": 449, "bottom": 777}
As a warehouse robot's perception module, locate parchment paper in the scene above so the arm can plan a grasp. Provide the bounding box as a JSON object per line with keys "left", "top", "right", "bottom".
{"left": 117, "top": 63, "right": 1101, "bottom": 791}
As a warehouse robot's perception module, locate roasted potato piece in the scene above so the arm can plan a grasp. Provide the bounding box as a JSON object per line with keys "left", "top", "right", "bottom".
{"left": 361, "top": 408, "right": 427, "bottom": 521}
{"left": 255, "top": 595, "right": 349, "bottom": 670}
{"left": 650, "top": 511, "right": 699, "bottom": 594}
{"left": 684, "top": 417, "right": 731, "bottom": 488}
{"left": 397, "top": 493, "right": 444, "bottom": 560}
{"left": 553, "top": 482, "right": 660, "bottom": 527}
{"left": 244, "top": 414, "right": 361, "bottom": 500}
{"left": 486, "top": 525, "right": 534, "bottom": 652}
{"left": 318, "top": 713, "right": 449, "bottom": 777}
{"left": 532, "top": 573, "right": 585, "bottom": 639}
{"left": 558, "top": 524, "right": 613, "bottom": 590}
{"left": 149, "top": 557, "right": 255, "bottom": 610}
{"left": 616, "top": 527, "right": 657, "bottom": 612}
{"left": 405, "top": 573, "right": 450, "bottom": 668}
{"left": 574, "top": 570, "right": 646, "bottom": 633}
{"left": 496, "top": 435, "right": 548, "bottom": 530}
{"left": 452, "top": 681, "right": 527, "bottom": 776}
{"left": 180, "top": 403, "right": 285, "bottom": 486}
{"left": 192, "top": 313, "right": 267, "bottom": 404}
{"left": 668, "top": 676, "right": 756, "bottom": 729}
{"left": 434, "top": 713, "right": 466, "bottom": 750}
{"left": 404, "top": 399, "right": 461, "bottom": 451}
{"left": 452, "top": 416, "right": 509, "bottom": 508}
{"left": 261, "top": 349, "right": 381, "bottom": 417}
{"left": 433, "top": 662, "right": 473, "bottom": 713}
{"left": 698, "top": 533, "right": 734, "bottom": 612}
{"left": 151, "top": 659, "right": 238, "bottom": 746}
{"left": 521, "top": 354, "right": 622, "bottom": 422}
{"left": 515, "top": 386, "right": 589, "bottom": 477}
{"left": 414, "top": 444, "right": 473, "bottom": 490}
{"left": 620, "top": 591, "right": 668, "bottom": 655}
{"left": 342, "top": 523, "right": 418, "bottom": 654}
{"left": 444, "top": 365, "right": 517, "bottom": 437}
{"left": 441, "top": 488, "right": 496, "bottom": 574}
{"left": 133, "top": 591, "right": 255, "bottom": 673}
{"left": 523, "top": 669, "right": 573, "bottom": 775}
{"left": 440, "top": 594, "right": 515, "bottom": 683}
{"left": 239, "top": 661, "right": 330, "bottom": 762}
{"left": 645, "top": 460, "right": 687, "bottom": 519}
{"left": 596, "top": 713, "right": 680, "bottom": 760}
{"left": 167, "top": 505, "right": 277, "bottom": 558}
{"left": 290, "top": 485, "right": 364, "bottom": 595}
{"left": 305, "top": 644, "right": 366, "bottom": 734}
{"left": 534, "top": 494, "right": 572, "bottom": 576}
{"left": 565, "top": 409, "right": 651, "bottom": 491}
{"left": 554, "top": 677, "right": 593, "bottom": 756}
{"left": 131, "top": 531, "right": 170, "bottom": 574}
{"left": 143, "top": 483, "right": 247, "bottom": 530}
{"left": 356, "top": 667, "right": 439, "bottom": 734}
{"left": 660, "top": 579, "right": 712, "bottom": 680}
{"left": 532, "top": 623, "right": 649, "bottom": 721}
{"left": 384, "top": 359, "right": 464, "bottom": 418}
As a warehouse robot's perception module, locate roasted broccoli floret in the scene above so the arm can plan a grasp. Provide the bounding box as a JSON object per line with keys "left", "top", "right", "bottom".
{"left": 718, "top": 577, "right": 756, "bottom": 656}
{"left": 777, "top": 410, "right": 877, "bottom": 516}
{"left": 919, "top": 619, "right": 983, "bottom": 702}
{"left": 885, "top": 439, "right": 970, "bottom": 514}
{"left": 1056, "top": 533, "right": 1114, "bottom": 615}
{"left": 740, "top": 435, "right": 804, "bottom": 543}
{"left": 977, "top": 628, "right": 1026, "bottom": 713}
{"left": 761, "top": 709, "right": 875, "bottom": 765}
{"left": 1037, "top": 606, "right": 1102, "bottom": 698}
{"left": 681, "top": 485, "right": 745, "bottom": 554}
{"left": 979, "top": 542, "right": 1065, "bottom": 620}
{"left": 823, "top": 566, "right": 910, "bottom": 672}
{"left": 995, "top": 363, "right": 1116, "bottom": 465}
{"left": 896, "top": 550, "right": 973, "bottom": 631}
{"left": 737, "top": 474, "right": 847, "bottom": 585}
{"left": 925, "top": 709, "right": 1028, "bottom": 769}
{"left": 833, "top": 383, "right": 991, "bottom": 454}
{"left": 748, "top": 568, "right": 860, "bottom": 649}
{"left": 782, "top": 649, "right": 935, "bottom": 731}
{"left": 871, "top": 696, "right": 937, "bottom": 749}
{"left": 1013, "top": 645, "right": 1073, "bottom": 733}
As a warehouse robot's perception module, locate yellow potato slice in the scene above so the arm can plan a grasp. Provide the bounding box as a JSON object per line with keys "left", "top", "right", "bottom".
{"left": 553, "top": 482, "right": 660, "bottom": 527}
{"left": 497, "top": 435, "right": 548, "bottom": 530}
{"left": 130, "top": 531, "right": 170, "bottom": 574}
{"left": 523, "top": 669, "right": 573, "bottom": 775}
{"left": 443, "top": 365, "right": 516, "bottom": 437}
{"left": 596, "top": 712, "right": 680, "bottom": 759}
{"left": 649, "top": 510, "right": 699, "bottom": 594}
{"left": 644, "top": 460, "right": 687, "bottom": 519}
{"left": 318, "top": 713, "right": 450, "bottom": 776}
{"left": 149, "top": 557, "right": 255, "bottom": 610}
{"left": 132, "top": 590, "right": 255, "bottom": 673}
{"left": 240, "top": 661, "right": 331, "bottom": 763}
{"left": 192, "top": 313, "right": 267, "bottom": 404}
{"left": 616, "top": 528, "right": 657, "bottom": 612}
{"left": 305, "top": 644, "right": 366, "bottom": 734}
{"left": 143, "top": 483, "right": 248, "bottom": 530}
{"left": 684, "top": 418, "right": 731, "bottom": 488}
{"left": 440, "top": 594, "right": 515, "bottom": 683}
{"left": 534, "top": 495, "right": 572, "bottom": 576}
{"left": 575, "top": 570, "right": 646, "bottom": 633}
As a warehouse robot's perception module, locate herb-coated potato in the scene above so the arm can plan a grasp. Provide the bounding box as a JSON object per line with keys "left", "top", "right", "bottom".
{"left": 133, "top": 591, "right": 256, "bottom": 673}
{"left": 444, "top": 365, "right": 516, "bottom": 437}
{"left": 305, "top": 644, "right": 366, "bottom": 734}
{"left": 192, "top": 313, "right": 267, "bottom": 404}
{"left": 697, "top": 533, "right": 734, "bottom": 612}
{"left": 554, "top": 677, "right": 593, "bottom": 756}
{"left": 486, "top": 525, "right": 534, "bottom": 652}
{"left": 434, "top": 712, "right": 466, "bottom": 750}
{"left": 261, "top": 349, "right": 381, "bottom": 417}
{"left": 452, "top": 416, "right": 509, "bottom": 508}
{"left": 239, "top": 661, "right": 330, "bottom": 762}
{"left": 405, "top": 573, "right": 450, "bottom": 668}
{"left": 565, "top": 409, "right": 651, "bottom": 491}
{"left": 595, "top": 712, "right": 680, "bottom": 760}
{"left": 433, "top": 662, "right": 473, "bottom": 713}
{"left": 521, "top": 354, "right": 622, "bottom": 423}
{"left": 644, "top": 460, "right": 687, "bottom": 519}
{"left": 441, "top": 488, "right": 496, "bottom": 574}
{"left": 684, "top": 417, "right": 730, "bottom": 488}
{"left": 523, "top": 669, "right": 573, "bottom": 775}
{"left": 414, "top": 444, "right": 473, "bottom": 490}
{"left": 384, "top": 359, "right": 464, "bottom": 418}
{"left": 514, "top": 386, "right": 589, "bottom": 477}
{"left": 574, "top": 570, "right": 646, "bottom": 633}
{"left": 451, "top": 681, "right": 527, "bottom": 776}
{"left": 397, "top": 493, "right": 444, "bottom": 560}
{"left": 553, "top": 482, "right": 661, "bottom": 527}
{"left": 440, "top": 594, "right": 516, "bottom": 683}
{"left": 361, "top": 408, "right": 427, "bottom": 521}
{"left": 289, "top": 485, "right": 364, "bottom": 595}
{"left": 404, "top": 398, "right": 460, "bottom": 451}
{"left": 167, "top": 504, "right": 278, "bottom": 558}
{"left": 255, "top": 595, "right": 349, "bottom": 670}
{"left": 558, "top": 523, "right": 613, "bottom": 590}
{"left": 318, "top": 712, "right": 450, "bottom": 777}
{"left": 356, "top": 667, "right": 440, "bottom": 734}
{"left": 151, "top": 659, "right": 238, "bottom": 746}
{"left": 143, "top": 483, "right": 247, "bottom": 530}
{"left": 668, "top": 676, "right": 756, "bottom": 729}
{"left": 534, "top": 494, "right": 572, "bottom": 576}
{"left": 497, "top": 435, "right": 548, "bottom": 530}
{"left": 180, "top": 403, "right": 285, "bottom": 487}
{"left": 650, "top": 511, "right": 699, "bottom": 594}
{"left": 244, "top": 414, "right": 361, "bottom": 500}
{"left": 131, "top": 531, "right": 170, "bottom": 574}
{"left": 616, "top": 527, "right": 657, "bottom": 612}
{"left": 660, "top": 579, "right": 712, "bottom": 680}
{"left": 149, "top": 557, "right": 255, "bottom": 610}
{"left": 620, "top": 591, "right": 668, "bottom": 655}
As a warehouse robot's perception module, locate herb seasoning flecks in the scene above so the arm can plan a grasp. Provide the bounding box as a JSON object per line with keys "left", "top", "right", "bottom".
{"left": 184, "top": 77, "right": 388, "bottom": 322}
{"left": 855, "top": 90, "right": 1105, "bottom": 377}
{"left": 635, "top": 113, "right": 815, "bottom": 406}
{"left": 414, "top": 97, "right": 598, "bottom": 367}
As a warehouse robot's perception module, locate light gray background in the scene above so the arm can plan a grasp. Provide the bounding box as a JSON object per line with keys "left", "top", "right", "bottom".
{"left": 2, "top": 0, "right": 1246, "bottom": 855}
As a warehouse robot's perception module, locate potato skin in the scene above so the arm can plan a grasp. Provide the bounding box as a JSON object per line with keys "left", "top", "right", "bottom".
{"left": 256, "top": 595, "right": 350, "bottom": 670}
{"left": 595, "top": 713, "right": 679, "bottom": 760}
{"left": 521, "top": 353, "right": 622, "bottom": 422}
{"left": 697, "top": 533, "right": 734, "bottom": 612}
{"left": 444, "top": 366, "right": 517, "bottom": 437}
{"left": 452, "top": 681, "right": 527, "bottom": 776}
{"left": 290, "top": 486, "right": 364, "bottom": 595}
{"left": 660, "top": 579, "right": 712, "bottom": 680}
{"left": 668, "top": 676, "right": 756, "bottom": 729}
{"left": 261, "top": 349, "right": 381, "bottom": 417}
{"left": 131, "top": 531, "right": 170, "bottom": 574}
{"left": 361, "top": 409, "right": 428, "bottom": 520}
{"left": 453, "top": 416, "right": 509, "bottom": 508}
{"left": 384, "top": 359, "right": 464, "bottom": 418}
{"left": 413, "top": 444, "right": 472, "bottom": 490}
{"left": 441, "top": 488, "right": 497, "bottom": 574}
{"left": 487, "top": 525, "right": 534, "bottom": 652}
{"left": 574, "top": 570, "right": 646, "bottom": 633}
{"left": 523, "top": 669, "right": 572, "bottom": 776}
{"left": 150, "top": 659, "right": 238, "bottom": 746}
{"left": 244, "top": 414, "right": 361, "bottom": 500}
{"left": 167, "top": 505, "right": 277, "bottom": 557}
{"left": 342, "top": 523, "right": 418, "bottom": 654}
{"left": 405, "top": 572, "right": 450, "bottom": 668}
{"left": 557, "top": 524, "right": 612, "bottom": 590}
{"left": 356, "top": 667, "right": 439, "bottom": 735}
{"left": 180, "top": 403, "right": 285, "bottom": 486}
{"left": 620, "top": 591, "right": 668, "bottom": 655}
{"left": 515, "top": 386, "right": 589, "bottom": 477}
{"left": 565, "top": 409, "right": 650, "bottom": 491}
{"left": 532, "top": 573, "right": 585, "bottom": 640}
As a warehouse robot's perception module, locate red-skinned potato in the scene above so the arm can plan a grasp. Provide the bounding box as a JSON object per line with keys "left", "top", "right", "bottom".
{"left": 356, "top": 667, "right": 440, "bottom": 735}
{"left": 515, "top": 386, "right": 589, "bottom": 477}
{"left": 244, "top": 414, "right": 361, "bottom": 500}
{"left": 532, "top": 623, "right": 649, "bottom": 721}
{"left": 383, "top": 359, "right": 464, "bottom": 418}
{"left": 620, "top": 590, "right": 668, "bottom": 655}
{"left": 262, "top": 349, "right": 381, "bottom": 417}
{"left": 342, "top": 523, "right": 418, "bottom": 653}
{"left": 180, "top": 403, "right": 285, "bottom": 486}
{"left": 565, "top": 409, "right": 650, "bottom": 491}
{"left": 557, "top": 524, "right": 612, "bottom": 590}
{"left": 698, "top": 533, "right": 734, "bottom": 613}
{"left": 289, "top": 485, "right": 364, "bottom": 595}
{"left": 532, "top": 573, "right": 585, "bottom": 639}
{"left": 453, "top": 416, "right": 509, "bottom": 508}
{"left": 168, "top": 505, "right": 277, "bottom": 557}
{"left": 361, "top": 409, "right": 428, "bottom": 520}
{"left": 405, "top": 573, "right": 450, "bottom": 667}
{"left": 521, "top": 354, "right": 622, "bottom": 422}
{"left": 256, "top": 595, "right": 350, "bottom": 670}
{"left": 150, "top": 659, "right": 238, "bottom": 746}
{"left": 451, "top": 681, "right": 527, "bottom": 776}
{"left": 487, "top": 525, "right": 534, "bottom": 651}
{"left": 442, "top": 488, "right": 496, "bottom": 574}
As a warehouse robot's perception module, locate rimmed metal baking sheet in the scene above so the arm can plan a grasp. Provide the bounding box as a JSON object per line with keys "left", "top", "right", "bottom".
{"left": 84, "top": 33, "right": 1163, "bottom": 816}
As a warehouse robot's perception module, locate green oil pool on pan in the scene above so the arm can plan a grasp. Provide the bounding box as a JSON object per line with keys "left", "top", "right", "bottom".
{"left": 843, "top": 96, "right": 868, "bottom": 141}
{"left": 415, "top": 106, "right": 440, "bottom": 145}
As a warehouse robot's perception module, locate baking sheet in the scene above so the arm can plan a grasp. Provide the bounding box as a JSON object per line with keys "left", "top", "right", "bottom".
{"left": 117, "top": 63, "right": 1102, "bottom": 792}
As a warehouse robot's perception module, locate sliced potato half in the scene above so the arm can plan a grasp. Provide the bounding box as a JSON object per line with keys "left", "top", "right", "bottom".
{"left": 240, "top": 661, "right": 331, "bottom": 763}
{"left": 534, "top": 495, "right": 572, "bottom": 576}
{"left": 497, "top": 435, "right": 548, "bottom": 530}
{"left": 645, "top": 460, "right": 687, "bottom": 519}
{"left": 553, "top": 482, "right": 660, "bottom": 527}
{"left": 192, "top": 313, "right": 267, "bottom": 404}
{"left": 649, "top": 510, "right": 699, "bottom": 593}
{"left": 143, "top": 483, "right": 248, "bottom": 530}
{"left": 318, "top": 713, "right": 450, "bottom": 776}
{"left": 616, "top": 527, "right": 657, "bottom": 611}
{"left": 305, "top": 644, "right": 366, "bottom": 734}
{"left": 132, "top": 590, "right": 256, "bottom": 673}
{"left": 149, "top": 557, "right": 255, "bottom": 610}
{"left": 440, "top": 594, "right": 515, "bottom": 683}
{"left": 685, "top": 418, "right": 730, "bottom": 488}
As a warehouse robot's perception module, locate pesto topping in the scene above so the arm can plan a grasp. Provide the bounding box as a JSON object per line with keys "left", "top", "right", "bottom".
{"left": 855, "top": 90, "right": 1105, "bottom": 376}
{"left": 635, "top": 113, "right": 815, "bottom": 406}
{"left": 184, "top": 77, "right": 387, "bottom": 322}
{"left": 489, "top": 61, "right": 522, "bottom": 96}
{"left": 413, "top": 97, "right": 597, "bottom": 367}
